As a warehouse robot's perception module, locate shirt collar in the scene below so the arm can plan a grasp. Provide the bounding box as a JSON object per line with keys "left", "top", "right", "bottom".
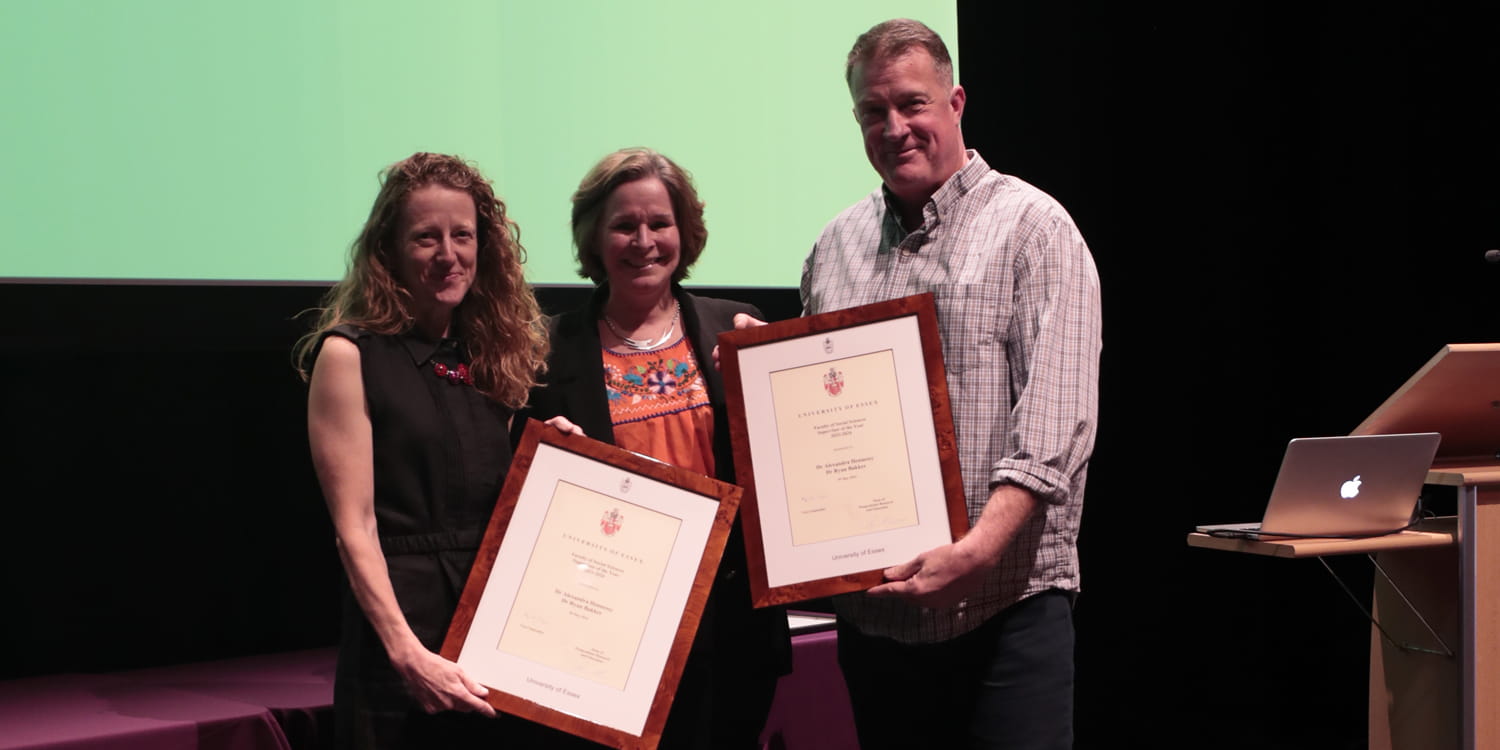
{"left": 397, "top": 327, "right": 464, "bottom": 368}
{"left": 882, "top": 149, "right": 989, "bottom": 233}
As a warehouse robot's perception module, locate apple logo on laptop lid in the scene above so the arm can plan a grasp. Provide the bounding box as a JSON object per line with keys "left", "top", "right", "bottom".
{"left": 1340, "top": 475, "right": 1362, "bottom": 500}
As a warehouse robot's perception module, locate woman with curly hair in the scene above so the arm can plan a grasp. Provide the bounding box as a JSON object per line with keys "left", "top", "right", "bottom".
{"left": 297, "top": 152, "right": 547, "bottom": 748}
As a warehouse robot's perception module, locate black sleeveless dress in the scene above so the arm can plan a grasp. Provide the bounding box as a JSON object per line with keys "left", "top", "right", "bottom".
{"left": 320, "top": 325, "right": 529, "bottom": 748}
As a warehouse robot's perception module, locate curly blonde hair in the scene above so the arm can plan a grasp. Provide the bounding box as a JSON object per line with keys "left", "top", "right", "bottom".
{"left": 296, "top": 152, "right": 547, "bottom": 408}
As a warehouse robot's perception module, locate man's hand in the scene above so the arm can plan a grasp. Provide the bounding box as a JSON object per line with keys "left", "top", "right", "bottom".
{"left": 712, "top": 312, "right": 767, "bottom": 370}
{"left": 866, "top": 484, "right": 1039, "bottom": 608}
{"left": 866, "top": 536, "right": 994, "bottom": 609}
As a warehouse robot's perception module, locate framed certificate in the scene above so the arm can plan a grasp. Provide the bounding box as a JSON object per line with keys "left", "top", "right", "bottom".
{"left": 718, "top": 292, "right": 968, "bottom": 607}
{"left": 441, "top": 419, "right": 740, "bottom": 750}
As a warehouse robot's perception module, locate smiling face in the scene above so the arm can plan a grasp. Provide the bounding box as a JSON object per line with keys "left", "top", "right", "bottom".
{"left": 395, "top": 184, "right": 478, "bottom": 336}
{"left": 850, "top": 48, "right": 967, "bottom": 216}
{"left": 597, "top": 177, "right": 680, "bottom": 303}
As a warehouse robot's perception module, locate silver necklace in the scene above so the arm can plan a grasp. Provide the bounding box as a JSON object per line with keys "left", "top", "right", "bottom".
{"left": 603, "top": 302, "right": 680, "bottom": 351}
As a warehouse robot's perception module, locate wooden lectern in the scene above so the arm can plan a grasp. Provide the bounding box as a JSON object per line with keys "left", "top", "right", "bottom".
{"left": 1188, "top": 343, "right": 1500, "bottom": 750}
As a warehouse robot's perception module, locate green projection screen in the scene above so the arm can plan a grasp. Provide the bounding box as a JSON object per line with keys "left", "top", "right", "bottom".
{"left": 1, "top": 2, "right": 956, "bottom": 286}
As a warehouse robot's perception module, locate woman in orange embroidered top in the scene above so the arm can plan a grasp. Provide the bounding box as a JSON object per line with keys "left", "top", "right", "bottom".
{"left": 521, "top": 147, "right": 791, "bottom": 749}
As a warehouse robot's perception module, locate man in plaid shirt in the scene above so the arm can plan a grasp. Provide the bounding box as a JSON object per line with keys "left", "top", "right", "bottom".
{"left": 799, "top": 18, "right": 1102, "bottom": 750}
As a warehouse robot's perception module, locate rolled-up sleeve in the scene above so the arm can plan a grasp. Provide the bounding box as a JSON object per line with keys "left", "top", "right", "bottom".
{"left": 990, "top": 206, "right": 1102, "bottom": 506}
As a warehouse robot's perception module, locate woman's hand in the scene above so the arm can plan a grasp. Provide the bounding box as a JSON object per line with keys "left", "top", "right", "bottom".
{"left": 389, "top": 643, "right": 497, "bottom": 716}
{"left": 712, "top": 312, "right": 767, "bottom": 369}
{"left": 544, "top": 415, "right": 585, "bottom": 437}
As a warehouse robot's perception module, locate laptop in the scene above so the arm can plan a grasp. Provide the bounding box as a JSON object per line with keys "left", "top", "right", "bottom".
{"left": 1195, "top": 432, "right": 1441, "bottom": 539}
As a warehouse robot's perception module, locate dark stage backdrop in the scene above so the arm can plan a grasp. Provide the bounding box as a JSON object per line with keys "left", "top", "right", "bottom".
{"left": 0, "top": 283, "right": 799, "bottom": 678}
{"left": 957, "top": 2, "right": 1496, "bottom": 749}
{"left": 1, "top": 3, "right": 1495, "bottom": 750}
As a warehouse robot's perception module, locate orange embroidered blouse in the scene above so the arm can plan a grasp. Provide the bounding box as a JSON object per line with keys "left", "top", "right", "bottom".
{"left": 600, "top": 335, "right": 715, "bottom": 476}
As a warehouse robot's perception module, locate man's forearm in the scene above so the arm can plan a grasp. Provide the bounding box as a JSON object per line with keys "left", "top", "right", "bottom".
{"left": 955, "top": 483, "right": 1040, "bottom": 568}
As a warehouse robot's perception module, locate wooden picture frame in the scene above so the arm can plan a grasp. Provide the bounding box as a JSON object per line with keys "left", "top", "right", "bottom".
{"left": 441, "top": 419, "right": 741, "bottom": 750}
{"left": 718, "top": 292, "right": 968, "bottom": 607}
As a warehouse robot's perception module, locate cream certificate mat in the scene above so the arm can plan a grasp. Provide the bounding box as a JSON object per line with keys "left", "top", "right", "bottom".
{"left": 770, "top": 350, "right": 918, "bottom": 546}
{"left": 455, "top": 443, "right": 718, "bottom": 736}
{"left": 496, "top": 481, "right": 681, "bottom": 690}
{"left": 738, "top": 315, "right": 955, "bottom": 588}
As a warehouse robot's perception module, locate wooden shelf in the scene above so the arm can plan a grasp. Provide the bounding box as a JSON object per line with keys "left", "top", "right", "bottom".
{"left": 1186, "top": 517, "right": 1458, "bottom": 559}
{"left": 1426, "top": 465, "right": 1500, "bottom": 487}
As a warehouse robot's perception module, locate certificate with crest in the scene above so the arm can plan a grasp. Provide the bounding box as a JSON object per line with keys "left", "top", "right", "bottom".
{"left": 441, "top": 419, "right": 739, "bottom": 750}
{"left": 718, "top": 293, "right": 968, "bottom": 607}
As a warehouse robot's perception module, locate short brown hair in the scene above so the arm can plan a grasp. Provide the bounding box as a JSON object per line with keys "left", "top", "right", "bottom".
{"left": 846, "top": 18, "right": 954, "bottom": 88}
{"left": 296, "top": 152, "right": 547, "bottom": 408}
{"left": 570, "top": 148, "right": 708, "bottom": 285}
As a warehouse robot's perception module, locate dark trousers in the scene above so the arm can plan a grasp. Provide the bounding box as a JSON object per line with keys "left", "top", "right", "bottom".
{"left": 836, "top": 590, "right": 1076, "bottom": 750}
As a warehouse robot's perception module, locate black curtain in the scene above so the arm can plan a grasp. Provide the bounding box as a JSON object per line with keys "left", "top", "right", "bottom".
{"left": 957, "top": 1, "right": 1497, "bottom": 748}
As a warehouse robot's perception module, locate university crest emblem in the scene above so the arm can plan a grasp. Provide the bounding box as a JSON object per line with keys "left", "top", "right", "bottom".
{"left": 600, "top": 508, "right": 623, "bottom": 536}
{"left": 823, "top": 366, "right": 844, "bottom": 396}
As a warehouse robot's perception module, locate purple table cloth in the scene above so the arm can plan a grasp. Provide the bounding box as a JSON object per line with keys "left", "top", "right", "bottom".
{"left": 0, "top": 648, "right": 335, "bottom": 750}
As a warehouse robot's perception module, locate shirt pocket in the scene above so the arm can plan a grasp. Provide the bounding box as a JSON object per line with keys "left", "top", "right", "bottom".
{"left": 930, "top": 283, "right": 1005, "bottom": 374}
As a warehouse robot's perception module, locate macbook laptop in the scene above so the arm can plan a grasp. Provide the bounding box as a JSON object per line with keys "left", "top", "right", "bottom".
{"left": 1195, "top": 432, "right": 1441, "bottom": 539}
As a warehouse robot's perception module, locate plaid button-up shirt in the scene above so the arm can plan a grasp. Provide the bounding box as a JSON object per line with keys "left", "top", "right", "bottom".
{"left": 802, "top": 151, "right": 1102, "bottom": 643}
